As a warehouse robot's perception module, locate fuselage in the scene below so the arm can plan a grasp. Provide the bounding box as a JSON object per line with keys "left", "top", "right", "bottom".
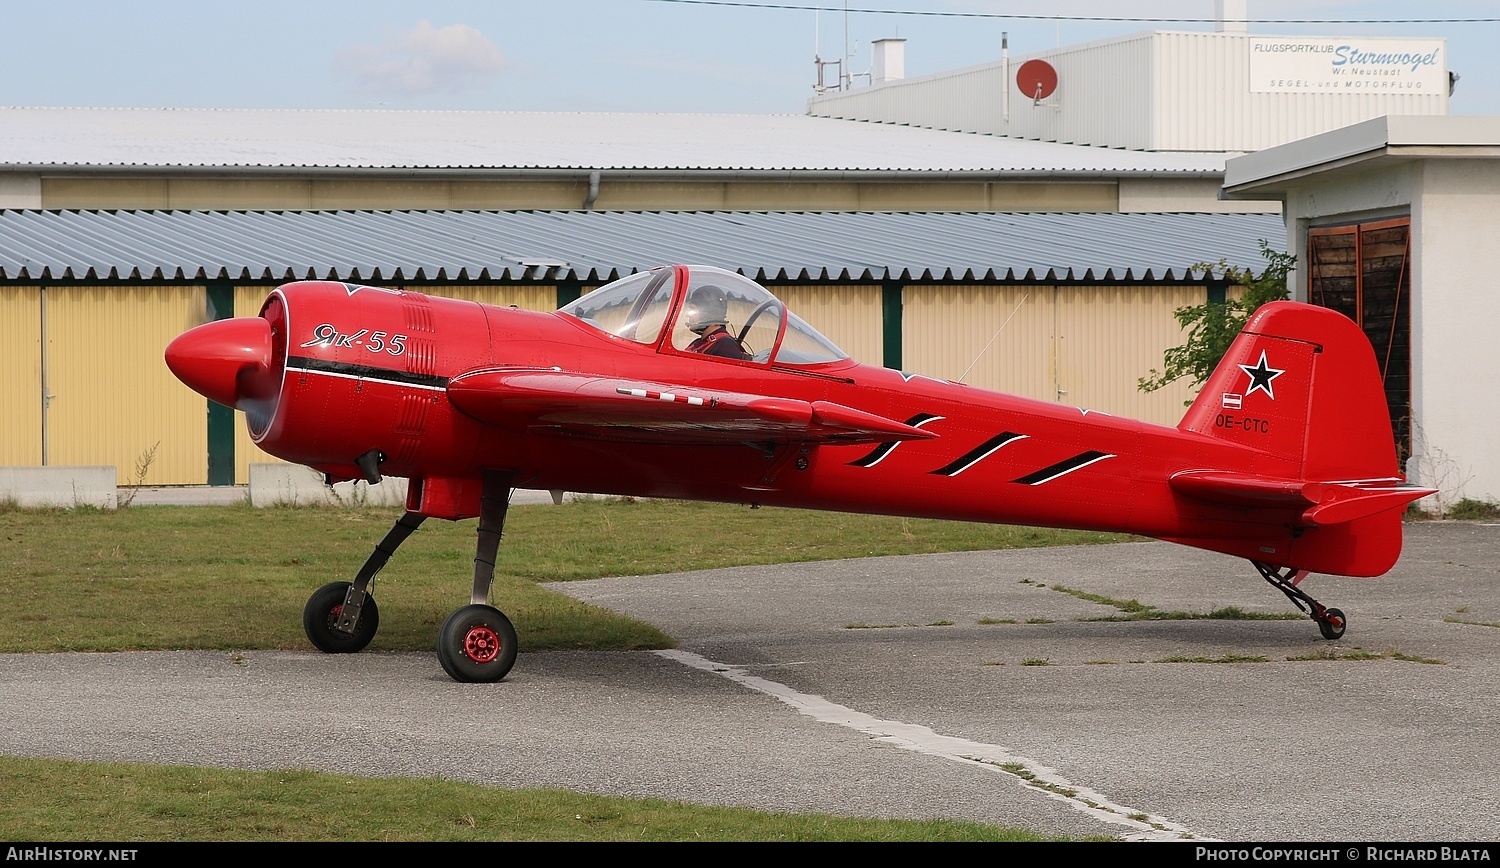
{"left": 248, "top": 281, "right": 1300, "bottom": 548}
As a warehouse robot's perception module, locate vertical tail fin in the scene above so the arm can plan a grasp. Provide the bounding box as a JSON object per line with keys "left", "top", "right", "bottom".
{"left": 1170, "top": 301, "right": 1433, "bottom": 576}
{"left": 1179, "top": 301, "right": 1398, "bottom": 480}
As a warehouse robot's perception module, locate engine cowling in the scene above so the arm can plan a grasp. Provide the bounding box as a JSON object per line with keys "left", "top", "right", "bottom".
{"left": 165, "top": 281, "right": 494, "bottom": 484}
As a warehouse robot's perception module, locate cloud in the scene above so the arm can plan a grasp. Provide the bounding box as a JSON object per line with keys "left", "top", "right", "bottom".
{"left": 337, "top": 21, "right": 505, "bottom": 96}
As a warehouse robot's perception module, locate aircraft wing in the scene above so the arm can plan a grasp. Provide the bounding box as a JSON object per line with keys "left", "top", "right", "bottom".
{"left": 447, "top": 368, "right": 938, "bottom": 445}
{"left": 1169, "top": 470, "right": 1436, "bottom": 526}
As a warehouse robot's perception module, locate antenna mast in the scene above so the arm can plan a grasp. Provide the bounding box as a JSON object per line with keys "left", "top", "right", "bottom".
{"left": 843, "top": 1, "right": 851, "bottom": 90}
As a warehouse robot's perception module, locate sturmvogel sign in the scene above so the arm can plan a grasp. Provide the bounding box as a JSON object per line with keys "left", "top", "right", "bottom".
{"left": 1249, "top": 36, "right": 1447, "bottom": 94}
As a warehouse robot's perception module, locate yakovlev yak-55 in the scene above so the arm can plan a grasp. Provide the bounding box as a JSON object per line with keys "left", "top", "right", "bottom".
{"left": 165, "top": 264, "right": 1435, "bottom": 683}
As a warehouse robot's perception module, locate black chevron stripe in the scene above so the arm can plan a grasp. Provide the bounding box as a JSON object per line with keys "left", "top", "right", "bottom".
{"left": 1011, "top": 451, "right": 1113, "bottom": 485}
{"left": 848, "top": 413, "right": 942, "bottom": 467}
{"left": 929, "top": 431, "right": 1026, "bottom": 477}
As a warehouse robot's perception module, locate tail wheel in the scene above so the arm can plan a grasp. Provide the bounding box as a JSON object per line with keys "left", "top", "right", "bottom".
{"left": 1317, "top": 607, "right": 1347, "bottom": 641}
{"left": 303, "top": 581, "right": 379, "bottom": 653}
{"left": 437, "top": 604, "right": 518, "bottom": 683}
{"left": 1254, "top": 561, "right": 1349, "bottom": 641}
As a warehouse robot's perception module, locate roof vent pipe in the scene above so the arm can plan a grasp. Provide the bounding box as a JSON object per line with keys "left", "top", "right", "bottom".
{"left": 872, "top": 37, "right": 905, "bottom": 83}
{"left": 584, "top": 170, "right": 600, "bottom": 209}
{"left": 1001, "top": 32, "right": 1009, "bottom": 125}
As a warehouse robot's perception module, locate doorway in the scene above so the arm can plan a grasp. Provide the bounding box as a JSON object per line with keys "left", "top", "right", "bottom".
{"left": 1307, "top": 217, "right": 1412, "bottom": 463}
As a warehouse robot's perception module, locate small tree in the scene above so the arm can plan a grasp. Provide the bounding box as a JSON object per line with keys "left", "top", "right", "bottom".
{"left": 1139, "top": 241, "right": 1293, "bottom": 401}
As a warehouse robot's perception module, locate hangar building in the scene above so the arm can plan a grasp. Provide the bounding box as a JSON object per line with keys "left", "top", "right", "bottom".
{"left": 0, "top": 6, "right": 1473, "bottom": 504}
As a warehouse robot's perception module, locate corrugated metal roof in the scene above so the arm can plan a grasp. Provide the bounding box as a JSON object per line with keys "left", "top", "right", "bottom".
{"left": 0, "top": 209, "right": 1285, "bottom": 284}
{"left": 0, "top": 107, "right": 1229, "bottom": 175}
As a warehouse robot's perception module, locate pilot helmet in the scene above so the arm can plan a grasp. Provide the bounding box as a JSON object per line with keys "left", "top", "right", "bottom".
{"left": 684, "top": 285, "right": 729, "bottom": 334}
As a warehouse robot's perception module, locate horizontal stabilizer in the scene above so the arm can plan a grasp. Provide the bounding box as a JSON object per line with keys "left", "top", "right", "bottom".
{"left": 1170, "top": 470, "right": 1437, "bottom": 527}
{"left": 447, "top": 368, "right": 938, "bottom": 445}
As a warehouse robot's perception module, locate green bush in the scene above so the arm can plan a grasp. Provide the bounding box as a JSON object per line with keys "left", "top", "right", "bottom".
{"left": 1140, "top": 242, "right": 1292, "bottom": 401}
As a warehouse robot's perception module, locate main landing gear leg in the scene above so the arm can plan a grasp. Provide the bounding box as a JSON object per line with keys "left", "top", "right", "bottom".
{"left": 1252, "top": 561, "right": 1346, "bottom": 640}
{"left": 435, "top": 470, "right": 520, "bottom": 683}
{"left": 303, "top": 511, "right": 427, "bottom": 653}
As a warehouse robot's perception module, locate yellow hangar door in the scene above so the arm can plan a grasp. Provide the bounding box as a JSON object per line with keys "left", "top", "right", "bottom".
{"left": 44, "top": 284, "right": 208, "bottom": 486}
{"left": 0, "top": 286, "right": 42, "bottom": 467}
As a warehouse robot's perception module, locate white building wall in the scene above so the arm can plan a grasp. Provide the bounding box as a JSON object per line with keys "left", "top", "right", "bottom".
{"left": 809, "top": 30, "right": 1448, "bottom": 154}
{"left": 1155, "top": 32, "right": 1446, "bottom": 153}
{"left": 1275, "top": 157, "right": 1500, "bottom": 504}
{"left": 1009, "top": 33, "right": 1155, "bottom": 148}
{"left": 809, "top": 62, "right": 1010, "bottom": 135}
{"left": 1408, "top": 160, "right": 1500, "bottom": 504}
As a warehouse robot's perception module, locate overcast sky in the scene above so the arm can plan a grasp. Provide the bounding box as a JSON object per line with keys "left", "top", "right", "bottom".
{"left": 6, "top": 0, "right": 1500, "bottom": 115}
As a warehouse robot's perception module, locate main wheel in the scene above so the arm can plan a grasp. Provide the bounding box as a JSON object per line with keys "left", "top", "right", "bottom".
{"left": 437, "top": 604, "right": 519, "bottom": 683}
{"left": 303, "top": 581, "right": 379, "bottom": 653}
{"left": 1317, "top": 607, "right": 1347, "bottom": 640}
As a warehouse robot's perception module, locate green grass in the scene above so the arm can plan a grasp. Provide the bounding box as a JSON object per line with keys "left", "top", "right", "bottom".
{"left": 0, "top": 498, "right": 1129, "bottom": 843}
{"left": 0, "top": 497, "right": 1427, "bottom": 641}
{"left": 0, "top": 756, "right": 1078, "bottom": 842}
{"left": 1045, "top": 585, "right": 1306, "bottom": 624}
{"left": 0, "top": 498, "right": 1128, "bottom": 654}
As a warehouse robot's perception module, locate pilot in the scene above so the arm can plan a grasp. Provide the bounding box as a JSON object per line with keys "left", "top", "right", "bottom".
{"left": 683, "top": 285, "right": 751, "bottom": 360}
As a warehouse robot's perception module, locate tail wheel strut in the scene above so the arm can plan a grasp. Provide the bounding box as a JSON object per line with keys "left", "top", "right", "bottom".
{"left": 1253, "top": 561, "right": 1346, "bottom": 640}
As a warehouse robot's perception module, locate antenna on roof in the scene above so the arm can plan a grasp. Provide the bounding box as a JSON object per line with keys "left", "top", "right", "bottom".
{"left": 843, "top": 0, "right": 850, "bottom": 90}
{"left": 813, "top": 7, "right": 842, "bottom": 94}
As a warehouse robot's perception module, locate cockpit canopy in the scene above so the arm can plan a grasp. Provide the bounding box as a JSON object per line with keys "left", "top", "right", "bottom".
{"left": 558, "top": 265, "right": 848, "bottom": 366}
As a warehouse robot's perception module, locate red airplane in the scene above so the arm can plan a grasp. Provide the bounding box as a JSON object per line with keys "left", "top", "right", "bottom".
{"left": 164, "top": 264, "right": 1436, "bottom": 683}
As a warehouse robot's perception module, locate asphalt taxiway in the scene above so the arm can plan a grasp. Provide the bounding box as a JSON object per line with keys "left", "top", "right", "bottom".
{"left": 1, "top": 520, "right": 1496, "bottom": 841}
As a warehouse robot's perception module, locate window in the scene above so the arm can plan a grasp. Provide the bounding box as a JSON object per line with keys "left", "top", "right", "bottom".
{"left": 558, "top": 267, "right": 675, "bottom": 345}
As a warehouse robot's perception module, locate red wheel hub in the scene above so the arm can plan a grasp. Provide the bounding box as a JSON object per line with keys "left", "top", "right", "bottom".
{"left": 462, "top": 625, "right": 501, "bottom": 663}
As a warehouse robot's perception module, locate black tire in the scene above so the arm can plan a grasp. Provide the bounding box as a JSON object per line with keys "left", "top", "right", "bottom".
{"left": 1318, "top": 607, "right": 1347, "bottom": 640}
{"left": 303, "top": 581, "right": 379, "bottom": 653}
{"left": 437, "top": 604, "right": 518, "bottom": 683}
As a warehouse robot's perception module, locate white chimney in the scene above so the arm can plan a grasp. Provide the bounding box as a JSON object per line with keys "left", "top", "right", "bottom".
{"left": 1215, "top": 0, "right": 1247, "bottom": 33}
{"left": 872, "top": 37, "right": 906, "bottom": 83}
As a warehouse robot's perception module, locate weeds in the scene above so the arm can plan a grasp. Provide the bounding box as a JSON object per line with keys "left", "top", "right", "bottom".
{"left": 1154, "top": 654, "right": 1270, "bottom": 663}
{"left": 1444, "top": 498, "right": 1500, "bottom": 521}
{"left": 117, "top": 441, "right": 160, "bottom": 508}
{"left": 1444, "top": 614, "right": 1500, "bottom": 629}
{"left": 1408, "top": 497, "right": 1500, "bottom": 521}
{"left": 1049, "top": 585, "right": 1303, "bottom": 623}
